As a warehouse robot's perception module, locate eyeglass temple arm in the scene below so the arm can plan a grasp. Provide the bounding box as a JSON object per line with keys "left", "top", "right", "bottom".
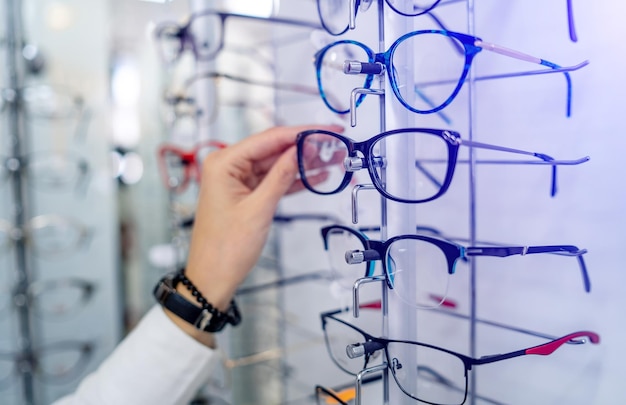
{"left": 475, "top": 39, "right": 576, "bottom": 116}
{"left": 457, "top": 138, "right": 590, "bottom": 197}
{"left": 474, "top": 331, "right": 600, "bottom": 366}
{"left": 567, "top": 0, "right": 578, "bottom": 42}
{"left": 431, "top": 305, "right": 587, "bottom": 344}
{"left": 464, "top": 245, "right": 591, "bottom": 293}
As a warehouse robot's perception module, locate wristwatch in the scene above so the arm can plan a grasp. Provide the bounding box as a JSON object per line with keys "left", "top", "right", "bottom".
{"left": 153, "top": 272, "right": 241, "bottom": 333}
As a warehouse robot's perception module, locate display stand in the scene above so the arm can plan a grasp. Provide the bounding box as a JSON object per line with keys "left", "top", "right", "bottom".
{"left": 3, "top": 0, "right": 35, "bottom": 403}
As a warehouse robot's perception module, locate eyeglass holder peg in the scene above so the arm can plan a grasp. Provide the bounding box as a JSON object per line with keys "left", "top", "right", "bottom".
{"left": 350, "top": 87, "right": 384, "bottom": 127}
{"left": 344, "top": 61, "right": 385, "bottom": 75}
{"left": 353, "top": 275, "right": 385, "bottom": 318}
{"left": 355, "top": 363, "right": 387, "bottom": 405}
{"left": 351, "top": 183, "right": 376, "bottom": 224}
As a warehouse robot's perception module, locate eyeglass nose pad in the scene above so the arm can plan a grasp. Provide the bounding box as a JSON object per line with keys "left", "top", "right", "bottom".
{"left": 350, "top": 87, "right": 384, "bottom": 127}
{"left": 351, "top": 183, "right": 376, "bottom": 224}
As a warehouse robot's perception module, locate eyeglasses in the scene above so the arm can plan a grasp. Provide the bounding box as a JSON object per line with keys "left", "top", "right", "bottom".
{"left": 0, "top": 151, "right": 91, "bottom": 194}
{"left": 296, "top": 128, "right": 588, "bottom": 203}
{"left": 314, "top": 29, "right": 574, "bottom": 117}
{"left": 157, "top": 140, "right": 228, "bottom": 194}
{"left": 162, "top": 71, "right": 321, "bottom": 134}
{"left": 0, "top": 340, "right": 94, "bottom": 390}
{"left": 153, "top": 9, "right": 321, "bottom": 65}
{"left": 317, "top": 0, "right": 579, "bottom": 42}
{"left": 317, "top": 0, "right": 448, "bottom": 36}
{"left": 321, "top": 224, "right": 589, "bottom": 308}
{"left": 1, "top": 84, "right": 84, "bottom": 120}
{"left": 0, "top": 215, "right": 93, "bottom": 258}
{"left": 321, "top": 308, "right": 599, "bottom": 405}
{"left": 1, "top": 278, "right": 97, "bottom": 320}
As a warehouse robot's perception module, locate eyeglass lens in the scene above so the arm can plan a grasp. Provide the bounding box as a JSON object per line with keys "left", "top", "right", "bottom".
{"left": 385, "top": 237, "right": 451, "bottom": 309}
{"left": 386, "top": 340, "right": 467, "bottom": 405}
{"left": 317, "top": 0, "right": 443, "bottom": 36}
{"left": 299, "top": 130, "right": 453, "bottom": 202}
{"left": 318, "top": 42, "right": 372, "bottom": 112}
{"left": 392, "top": 31, "right": 467, "bottom": 113}
{"left": 324, "top": 314, "right": 468, "bottom": 405}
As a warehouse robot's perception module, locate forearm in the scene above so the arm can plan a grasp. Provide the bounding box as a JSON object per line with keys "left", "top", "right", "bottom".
{"left": 53, "top": 305, "right": 218, "bottom": 405}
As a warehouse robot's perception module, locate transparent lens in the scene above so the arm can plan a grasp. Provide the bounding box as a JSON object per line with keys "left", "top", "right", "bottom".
{"left": 325, "top": 227, "right": 368, "bottom": 289}
{"left": 33, "top": 280, "right": 92, "bottom": 318}
{"left": 299, "top": 132, "right": 349, "bottom": 194}
{"left": 370, "top": 131, "right": 449, "bottom": 202}
{"left": 29, "top": 216, "right": 86, "bottom": 257}
{"left": 27, "top": 154, "right": 87, "bottom": 191}
{"left": 318, "top": 42, "right": 371, "bottom": 113}
{"left": 385, "top": 237, "right": 451, "bottom": 308}
{"left": 161, "top": 149, "right": 187, "bottom": 192}
{"left": 38, "top": 343, "right": 90, "bottom": 383}
{"left": 387, "top": 341, "right": 467, "bottom": 405}
{"left": 318, "top": 0, "right": 350, "bottom": 35}
{"left": 386, "top": 0, "right": 441, "bottom": 16}
{"left": 392, "top": 31, "right": 466, "bottom": 113}
{"left": 156, "top": 24, "right": 184, "bottom": 64}
{"left": 323, "top": 316, "right": 370, "bottom": 375}
{"left": 22, "top": 85, "right": 82, "bottom": 120}
{"left": 188, "top": 14, "right": 222, "bottom": 61}
{"left": 0, "top": 355, "right": 12, "bottom": 388}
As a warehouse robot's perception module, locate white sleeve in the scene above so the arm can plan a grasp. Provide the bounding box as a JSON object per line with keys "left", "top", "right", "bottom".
{"left": 52, "top": 305, "right": 219, "bottom": 405}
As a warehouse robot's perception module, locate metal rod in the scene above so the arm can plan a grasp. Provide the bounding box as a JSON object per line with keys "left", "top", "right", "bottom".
{"left": 4, "top": 0, "right": 36, "bottom": 403}
{"left": 466, "top": 0, "right": 478, "bottom": 404}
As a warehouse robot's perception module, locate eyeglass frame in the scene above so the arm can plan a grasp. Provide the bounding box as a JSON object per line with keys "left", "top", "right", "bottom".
{"left": 0, "top": 214, "right": 93, "bottom": 258}
{"left": 314, "top": 29, "right": 573, "bottom": 117}
{"left": 320, "top": 308, "right": 599, "bottom": 405}
{"left": 157, "top": 139, "right": 228, "bottom": 193}
{"left": 0, "top": 340, "right": 95, "bottom": 390}
{"left": 321, "top": 224, "right": 591, "bottom": 295}
{"left": 316, "top": 0, "right": 447, "bottom": 36}
{"left": 153, "top": 9, "right": 322, "bottom": 65}
{"left": 296, "top": 128, "right": 589, "bottom": 204}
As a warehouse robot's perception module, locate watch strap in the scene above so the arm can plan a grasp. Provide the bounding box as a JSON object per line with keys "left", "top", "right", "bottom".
{"left": 153, "top": 272, "right": 241, "bottom": 333}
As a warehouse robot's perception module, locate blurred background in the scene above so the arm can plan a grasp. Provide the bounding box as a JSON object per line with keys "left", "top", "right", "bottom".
{"left": 0, "top": 0, "right": 624, "bottom": 404}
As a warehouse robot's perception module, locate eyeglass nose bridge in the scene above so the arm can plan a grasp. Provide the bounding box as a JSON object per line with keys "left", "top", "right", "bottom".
{"left": 350, "top": 87, "right": 384, "bottom": 127}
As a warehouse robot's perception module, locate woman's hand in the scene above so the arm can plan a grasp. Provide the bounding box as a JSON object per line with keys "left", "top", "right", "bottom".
{"left": 166, "top": 124, "right": 342, "bottom": 345}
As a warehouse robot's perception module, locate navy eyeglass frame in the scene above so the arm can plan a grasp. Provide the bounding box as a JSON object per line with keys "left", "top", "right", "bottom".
{"left": 316, "top": 0, "right": 444, "bottom": 36}
{"left": 154, "top": 9, "right": 321, "bottom": 64}
{"left": 320, "top": 224, "right": 591, "bottom": 293}
{"left": 320, "top": 309, "right": 599, "bottom": 405}
{"left": 314, "top": 29, "right": 572, "bottom": 116}
{"left": 296, "top": 128, "right": 588, "bottom": 204}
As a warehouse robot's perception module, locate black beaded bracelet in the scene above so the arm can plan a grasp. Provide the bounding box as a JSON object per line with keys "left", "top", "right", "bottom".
{"left": 178, "top": 270, "right": 242, "bottom": 332}
{"left": 153, "top": 270, "right": 241, "bottom": 333}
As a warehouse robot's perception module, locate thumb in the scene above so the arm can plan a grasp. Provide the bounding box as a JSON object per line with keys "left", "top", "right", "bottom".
{"left": 251, "top": 145, "right": 299, "bottom": 211}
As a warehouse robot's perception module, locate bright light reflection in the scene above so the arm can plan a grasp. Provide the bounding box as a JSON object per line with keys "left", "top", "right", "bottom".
{"left": 222, "top": 0, "right": 279, "bottom": 17}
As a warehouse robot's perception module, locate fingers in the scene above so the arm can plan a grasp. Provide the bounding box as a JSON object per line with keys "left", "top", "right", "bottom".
{"left": 250, "top": 145, "right": 300, "bottom": 211}
{"left": 233, "top": 124, "right": 344, "bottom": 164}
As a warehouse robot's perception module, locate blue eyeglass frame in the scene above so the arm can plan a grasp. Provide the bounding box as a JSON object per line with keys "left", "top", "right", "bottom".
{"left": 320, "top": 224, "right": 591, "bottom": 293}
{"left": 314, "top": 29, "right": 572, "bottom": 116}
{"left": 296, "top": 128, "right": 588, "bottom": 204}
{"left": 316, "top": 0, "right": 445, "bottom": 36}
